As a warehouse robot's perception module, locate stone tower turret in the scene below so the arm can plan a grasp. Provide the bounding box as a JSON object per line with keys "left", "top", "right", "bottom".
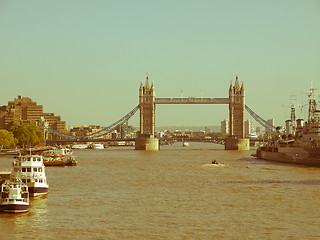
{"left": 229, "top": 75, "right": 245, "bottom": 138}
{"left": 139, "top": 73, "right": 155, "bottom": 137}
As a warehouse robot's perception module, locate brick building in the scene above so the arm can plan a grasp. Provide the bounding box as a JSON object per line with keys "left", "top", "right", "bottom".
{"left": 0, "top": 96, "right": 66, "bottom": 134}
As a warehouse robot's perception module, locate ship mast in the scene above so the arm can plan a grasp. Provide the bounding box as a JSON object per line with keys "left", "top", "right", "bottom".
{"left": 308, "top": 88, "right": 317, "bottom": 123}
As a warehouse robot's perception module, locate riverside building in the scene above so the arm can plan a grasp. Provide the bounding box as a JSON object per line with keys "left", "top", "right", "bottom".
{"left": 0, "top": 96, "right": 66, "bottom": 138}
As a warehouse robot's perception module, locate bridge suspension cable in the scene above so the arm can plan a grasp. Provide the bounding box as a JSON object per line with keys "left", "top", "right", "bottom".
{"left": 44, "top": 105, "right": 139, "bottom": 140}
{"left": 245, "top": 105, "right": 276, "bottom": 132}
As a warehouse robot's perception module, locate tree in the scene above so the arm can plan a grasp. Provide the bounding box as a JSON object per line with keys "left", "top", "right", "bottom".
{"left": 9, "top": 124, "right": 44, "bottom": 147}
{"left": 0, "top": 129, "right": 16, "bottom": 147}
{"left": 125, "top": 125, "right": 136, "bottom": 134}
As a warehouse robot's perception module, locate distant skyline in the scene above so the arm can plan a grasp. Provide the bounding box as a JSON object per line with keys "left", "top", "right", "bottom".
{"left": 1, "top": 1, "right": 319, "bottom": 129}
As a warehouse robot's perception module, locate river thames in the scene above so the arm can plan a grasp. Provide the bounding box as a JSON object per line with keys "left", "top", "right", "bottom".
{"left": 1, "top": 143, "right": 320, "bottom": 239}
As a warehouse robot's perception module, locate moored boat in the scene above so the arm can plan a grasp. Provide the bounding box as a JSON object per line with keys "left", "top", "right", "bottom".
{"left": 255, "top": 87, "right": 320, "bottom": 166}
{"left": 41, "top": 150, "right": 65, "bottom": 166}
{"left": 72, "top": 144, "right": 88, "bottom": 149}
{"left": 89, "top": 143, "right": 104, "bottom": 149}
{"left": 65, "top": 156, "right": 77, "bottom": 166}
{"left": 1, "top": 181, "right": 29, "bottom": 213}
{"left": 183, "top": 142, "right": 189, "bottom": 147}
{"left": 41, "top": 147, "right": 75, "bottom": 166}
{"left": 11, "top": 155, "right": 49, "bottom": 196}
{"left": 43, "top": 156, "right": 65, "bottom": 166}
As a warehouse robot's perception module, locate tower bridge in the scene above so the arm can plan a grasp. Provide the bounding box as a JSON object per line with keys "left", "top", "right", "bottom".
{"left": 136, "top": 74, "right": 248, "bottom": 150}
{"left": 43, "top": 74, "right": 276, "bottom": 150}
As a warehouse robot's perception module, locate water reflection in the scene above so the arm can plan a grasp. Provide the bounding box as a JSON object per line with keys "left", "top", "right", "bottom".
{"left": 222, "top": 179, "right": 320, "bottom": 185}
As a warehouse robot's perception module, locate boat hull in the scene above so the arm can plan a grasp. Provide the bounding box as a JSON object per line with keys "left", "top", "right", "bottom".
{"left": 43, "top": 160, "right": 65, "bottom": 166}
{"left": 28, "top": 186, "right": 49, "bottom": 197}
{"left": 256, "top": 147, "right": 320, "bottom": 166}
{"left": 1, "top": 203, "right": 29, "bottom": 213}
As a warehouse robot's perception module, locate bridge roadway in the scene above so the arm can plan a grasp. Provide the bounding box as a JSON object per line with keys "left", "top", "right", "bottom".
{"left": 46, "top": 137, "right": 263, "bottom": 145}
{"left": 46, "top": 138, "right": 136, "bottom": 144}
{"left": 46, "top": 138, "right": 221, "bottom": 144}
{"left": 155, "top": 97, "right": 229, "bottom": 104}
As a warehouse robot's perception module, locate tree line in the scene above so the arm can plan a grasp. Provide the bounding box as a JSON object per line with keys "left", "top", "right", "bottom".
{"left": 0, "top": 124, "right": 44, "bottom": 148}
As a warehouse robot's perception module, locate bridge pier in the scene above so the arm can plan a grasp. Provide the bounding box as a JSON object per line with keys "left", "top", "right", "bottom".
{"left": 135, "top": 135, "right": 159, "bottom": 150}
{"left": 225, "top": 138, "right": 250, "bottom": 150}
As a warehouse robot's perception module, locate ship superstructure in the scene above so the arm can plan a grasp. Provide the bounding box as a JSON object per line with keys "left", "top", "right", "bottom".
{"left": 256, "top": 88, "right": 320, "bottom": 166}
{"left": 10, "top": 155, "right": 49, "bottom": 196}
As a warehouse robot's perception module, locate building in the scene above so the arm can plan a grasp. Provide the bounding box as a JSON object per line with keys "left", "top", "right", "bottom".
{"left": 69, "top": 124, "right": 127, "bottom": 139}
{"left": 221, "top": 119, "right": 229, "bottom": 134}
{"left": 256, "top": 127, "right": 261, "bottom": 134}
{"left": 265, "top": 119, "right": 274, "bottom": 132}
{"left": 285, "top": 119, "right": 294, "bottom": 135}
{"left": 0, "top": 96, "right": 66, "bottom": 135}
{"left": 244, "top": 119, "right": 253, "bottom": 137}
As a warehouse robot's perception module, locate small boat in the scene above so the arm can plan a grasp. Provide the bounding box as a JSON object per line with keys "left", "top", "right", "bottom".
{"left": 11, "top": 155, "right": 49, "bottom": 197}
{"left": 72, "top": 144, "right": 88, "bottom": 149}
{"left": 183, "top": 142, "right": 189, "bottom": 147}
{"left": 211, "top": 159, "right": 219, "bottom": 165}
{"left": 65, "top": 155, "right": 77, "bottom": 166}
{"left": 41, "top": 150, "right": 65, "bottom": 166}
{"left": 43, "top": 156, "right": 65, "bottom": 166}
{"left": 1, "top": 181, "right": 29, "bottom": 213}
{"left": 89, "top": 143, "right": 104, "bottom": 149}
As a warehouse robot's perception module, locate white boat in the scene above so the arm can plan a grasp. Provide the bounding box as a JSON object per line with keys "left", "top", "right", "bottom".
{"left": 72, "top": 144, "right": 88, "bottom": 149}
{"left": 183, "top": 142, "right": 189, "bottom": 147}
{"left": 56, "top": 147, "right": 73, "bottom": 156}
{"left": 11, "top": 155, "right": 49, "bottom": 197}
{"left": 90, "top": 143, "right": 104, "bottom": 149}
{"left": 1, "top": 181, "right": 29, "bottom": 213}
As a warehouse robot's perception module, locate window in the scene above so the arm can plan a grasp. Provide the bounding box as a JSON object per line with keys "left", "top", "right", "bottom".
{"left": 34, "top": 168, "right": 38, "bottom": 172}
{"left": 22, "top": 168, "right": 26, "bottom": 172}
{"left": 27, "top": 168, "right": 31, "bottom": 172}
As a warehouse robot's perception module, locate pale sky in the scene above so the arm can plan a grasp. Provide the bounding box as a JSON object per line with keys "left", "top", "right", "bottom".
{"left": 0, "top": 0, "right": 319, "bottom": 129}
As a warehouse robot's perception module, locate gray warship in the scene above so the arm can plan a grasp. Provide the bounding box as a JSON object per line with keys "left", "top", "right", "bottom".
{"left": 256, "top": 88, "right": 320, "bottom": 166}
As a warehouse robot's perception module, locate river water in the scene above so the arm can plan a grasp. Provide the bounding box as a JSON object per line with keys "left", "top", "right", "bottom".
{"left": 0, "top": 143, "right": 320, "bottom": 239}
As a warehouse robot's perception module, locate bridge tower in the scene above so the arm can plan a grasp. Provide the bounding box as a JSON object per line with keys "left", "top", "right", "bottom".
{"left": 229, "top": 75, "right": 245, "bottom": 138}
{"left": 225, "top": 75, "right": 249, "bottom": 150}
{"left": 135, "top": 74, "right": 159, "bottom": 150}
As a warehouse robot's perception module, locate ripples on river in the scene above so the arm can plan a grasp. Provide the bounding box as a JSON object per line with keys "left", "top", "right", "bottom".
{"left": 1, "top": 143, "right": 320, "bottom": 239}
